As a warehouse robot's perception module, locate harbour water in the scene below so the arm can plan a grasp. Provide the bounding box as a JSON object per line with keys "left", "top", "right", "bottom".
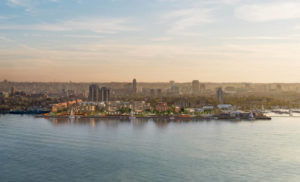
{"left": 0, "top": 115, "right": 300, "bottom": 182}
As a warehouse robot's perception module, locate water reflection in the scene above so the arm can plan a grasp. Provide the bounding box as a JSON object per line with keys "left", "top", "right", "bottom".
{"left": 48, "top": 117, "right": 246, "bottom": 130}
{"left": 49, "top": 118, "right": 132, "bottom": 129}
{"left": 154, "top": 119, "right": 169, "bottom": 128}
{"left": 131, "top": 118, "right": 147, "bottom": 129}
{"left": 1, "top": 115, "right": 299, "bottom": 182}
{"left": 90, "top": 118, "right": 96, "bottom": 128}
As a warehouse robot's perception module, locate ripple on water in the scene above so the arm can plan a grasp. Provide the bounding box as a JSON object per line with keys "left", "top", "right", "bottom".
{"left": 0, "top": 115, "right": 300, "bottom": 182}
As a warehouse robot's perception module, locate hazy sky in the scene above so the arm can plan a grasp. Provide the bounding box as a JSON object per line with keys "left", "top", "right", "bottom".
{"left": 1, "top": 0, "right": 300, "bottom": 82}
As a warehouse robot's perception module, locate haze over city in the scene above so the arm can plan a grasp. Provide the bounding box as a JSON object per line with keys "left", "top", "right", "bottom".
{"left": 1, "top": 0, "right": 300, "bottom": 82}
{"left": 2, "top": 1, "right": 300, "bottom": 182}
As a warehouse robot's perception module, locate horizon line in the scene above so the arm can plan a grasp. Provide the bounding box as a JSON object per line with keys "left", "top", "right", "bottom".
{"left": 2, "top": 80, "right": 300, "bottom": 84}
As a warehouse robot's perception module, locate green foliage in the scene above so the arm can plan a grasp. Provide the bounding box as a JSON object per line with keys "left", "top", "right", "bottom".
{"left": 119, "top": 107, "right": 131, "bottom": 114}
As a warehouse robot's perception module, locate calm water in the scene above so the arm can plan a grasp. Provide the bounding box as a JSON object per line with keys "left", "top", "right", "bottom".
{"left": 0, "top": 115, "right": 300, "bottom": 182}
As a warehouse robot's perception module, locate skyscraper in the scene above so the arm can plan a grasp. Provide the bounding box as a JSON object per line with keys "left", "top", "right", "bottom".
{"left": 10, "top": 86, "right": 16, "bottom": 96}
{"left": 88, "top": 84, "right": 99, "bottom": 102}
{"left": 150, "top": 89, "right": 155, "bottom": 96}
{"left": 217, "top": 88, "right": 224, "bottom": 104}
{"left": 192, "top": 80, "right": 200, "bottom": 94}
{"left": 133, "top": 78, "right": 137, "bottom": 93}
{"left": 88, "top": 84, "right": 110, "bottom": 102}
{"left": 100, "top": 87, "right": 110, "bottom": 102}
{"left": 200, "top": 84, "right": 206, "bottom": 90}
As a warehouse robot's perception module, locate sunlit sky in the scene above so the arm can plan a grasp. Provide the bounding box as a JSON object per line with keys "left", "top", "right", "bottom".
{"left": 1, "top": 0, "right": 300, "bottom": 82}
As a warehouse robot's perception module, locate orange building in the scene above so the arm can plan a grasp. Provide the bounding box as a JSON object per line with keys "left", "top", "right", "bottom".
{"left": 155, "top": 102, "right": 169, "bottom": 112}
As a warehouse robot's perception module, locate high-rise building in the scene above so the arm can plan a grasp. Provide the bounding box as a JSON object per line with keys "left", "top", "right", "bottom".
{"left": 10, "top": 87, "right": 16, "bottom": 96}
{"left": 88, "top": 84, "right": 99, "bottom": 101}
{"left": 170, "top": 85, "right": 179, "bottom": 95}
{"left": 192, "top": 80, "right": 200, "bottom": 94}
{"left": 100, "top": 87, "right": 110, "bottom": 102}
{"left": 88, "top": 84, "right": 110, "bottom": 102}
{"left": 150, "top": 89, "right": 155, "bottom": 96}
{"left": 133, "top": 78, "right": 137, "bottom": 93}
{"left": 217, "top": 88, "right": 224, "bottom": 104}
{"left": 169, "top": 80, "right": 175, "bottom": 86}
{"left": 200, "top": 84, "right": 206, "bottom": 90}
{"left": 156, "top": 89, "right": 162, "bottom": 96}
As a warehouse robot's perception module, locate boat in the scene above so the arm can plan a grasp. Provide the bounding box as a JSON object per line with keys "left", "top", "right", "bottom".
{"left": 178, "top": 114, "right": 191, "bottom": 118}
{"left": 248, "top": 112, "right": 255, "bottom": 121}
{"left": 289, "top": 109, "right": 293, "bottom": 117}
{"left": 69, "top": 109, "right": 75, "bottom": 119}
{"left": 129, "top": 111, "right": 136, "bottom": 120}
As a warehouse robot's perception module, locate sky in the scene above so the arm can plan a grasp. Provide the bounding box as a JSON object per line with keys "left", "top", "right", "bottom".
{"left": 1, "top": 0, "right": 300, "bottom": 83}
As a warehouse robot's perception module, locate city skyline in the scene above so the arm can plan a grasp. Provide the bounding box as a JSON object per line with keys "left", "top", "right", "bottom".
{"left": 1, "top": 1, "right": 300, "bottom": 181}
{"left": 1, "top": 0, "right": 300, "bottom": 82}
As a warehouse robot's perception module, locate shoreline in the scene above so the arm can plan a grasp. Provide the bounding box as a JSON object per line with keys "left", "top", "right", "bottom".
{"left": 35, "top": 115, "right": 272, "bottom": 121}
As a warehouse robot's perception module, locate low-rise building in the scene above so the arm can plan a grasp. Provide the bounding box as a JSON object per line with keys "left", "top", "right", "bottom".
{"left": 77, "top": 101, "right": 105, "bottom": 112}
{"left": 51, "top": 99, "right": 83, "bottom": 113}
{"left": 174, "top": 106, "right": 181, "bottom": 113}
{"left": 156, "top": 102, "right": 169, "bottom": 112}
{"left": 51, "top": 102, "right": 68, "bottom": 113}
{"left": 218, "top": 104, "right": 232, "bottom": 110}
{"left": 202, "top": 106, "right": 214, "bottom": 111}
{"left": 0, "top": 92, "right": 9, "bottom": 98}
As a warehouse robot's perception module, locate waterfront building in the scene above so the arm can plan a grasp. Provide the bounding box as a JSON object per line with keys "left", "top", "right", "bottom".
{"left": 186, "top": 108, "right": 195, "bottom": 114}
{"left": 77, "top": 101, "right": 105, "bottom": 113}
{"left": 88, "top": 84, "right": 99, "bottom": 102}
{"left": 51, "top": 103, "right": 67, "bottom": 113}
{"left": 192, "top": 80, "right": 200, "bottom": 94}
{"left": 105, "top": 100, "right": 150, "bottom": 113}
{"left": 107, "top": 101, "right": 121, "bottom": 112}
{"left": 51, "top": 100, "right": 81, "bottom": 113}
{"left": 133, "top": 101, "right": 145, "bottom": 113}
{"left": 202, "top": 106, "right": 214, "bottom": 111}
{"left": 156, "top": 102, "right": 169, "bottom": 112}
{"left": 194, "top": 108, "right": 203, "bottom": 113}
{"left": 217, "top": 88, "right": 224, "bottom": 104}
{"left": 217, "top": 104, "right": 232, "bottom": 110}
{"left": 174, "top": 106, "right": 181, "bottom": 113}
{"left": 120, "top": 101, "right": 133, "bottom": 110}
